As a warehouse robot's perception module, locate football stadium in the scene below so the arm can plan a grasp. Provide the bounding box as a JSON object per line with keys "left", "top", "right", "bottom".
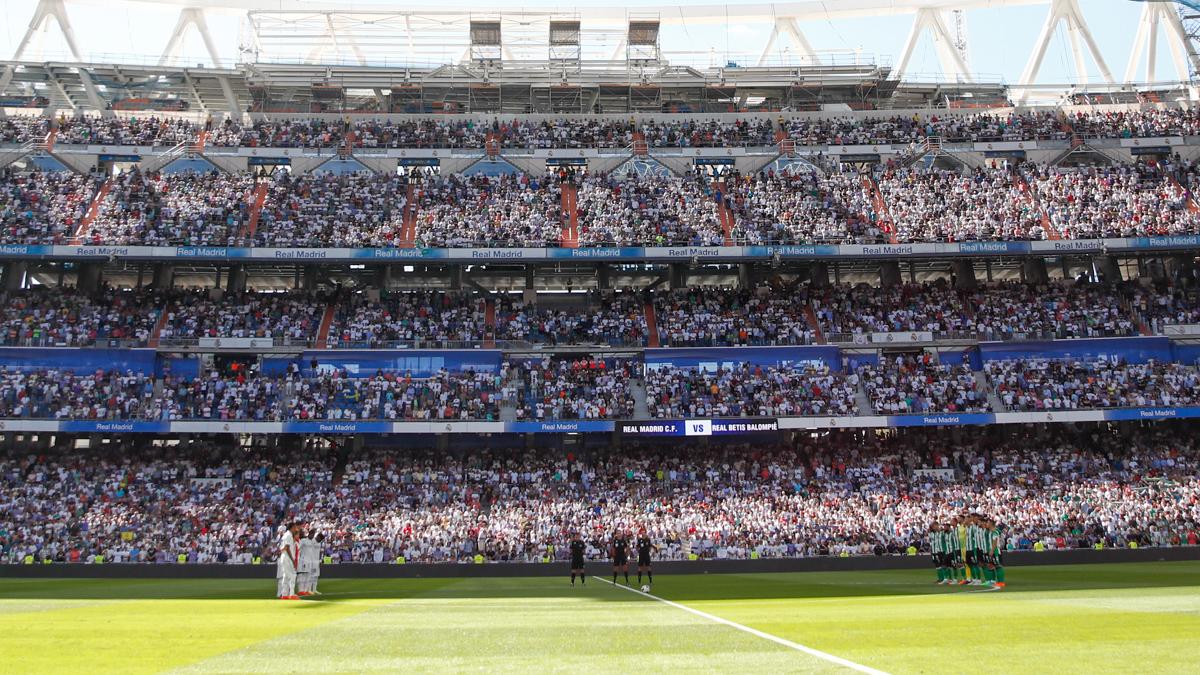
{"left": 2, "top": 0, "right": 1200, "bottom": 671}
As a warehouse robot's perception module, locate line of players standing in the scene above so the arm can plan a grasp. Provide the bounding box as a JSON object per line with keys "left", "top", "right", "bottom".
{"left": 276, "top": 522, "right": 324, "bottom": 600}
{"left": 930, "top": 515, "right": 1007, "bottom": 588}
{"left": 569, "top": 528, "right": 657, "bottom": 589}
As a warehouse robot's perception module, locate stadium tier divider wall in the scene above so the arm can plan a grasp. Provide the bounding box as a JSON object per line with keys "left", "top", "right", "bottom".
{"left": 2, "top": 547, "right": 1196, "bottom": 578}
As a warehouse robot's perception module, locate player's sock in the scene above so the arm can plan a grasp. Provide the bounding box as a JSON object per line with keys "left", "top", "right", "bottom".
{"left": 612, "top": 573, "right": 617, "bottom": 583}
{"left": 580, "top": 573, "right": 585, "bottom": 585}
{"left": 996, "top": 567, "right": 1005, "bottom": 583}
{"left": 624, "top": 572, "right": 629, "bottom": 583}
{"left": 637, "top": 572, "right": 642, "bottom": 584}
{"left": 571, "top": 573, "right": 576, "bottom": 585}
{"left": 647, "top": 571, "right": 652, "bottom": 583}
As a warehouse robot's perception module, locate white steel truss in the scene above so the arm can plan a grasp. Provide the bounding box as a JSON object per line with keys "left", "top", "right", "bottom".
{"left": 160, "top": 7, "right": 225, "bottom": 69}
{"left": 1016, "top": 0, "right": 1115, "bottom": 103}
{"left": 893, "top": 7, "right": 972, "bottom": 82}
{"left": 1124, "top": 0, "right": 1200, "bottom": 83}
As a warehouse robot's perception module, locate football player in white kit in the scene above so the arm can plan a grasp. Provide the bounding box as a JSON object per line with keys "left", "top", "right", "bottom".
{"left": 297, "top": 531, "right": 323, "bottom": 596}
{"left": 276, "top": 522, "right": 301, "bottom": 600}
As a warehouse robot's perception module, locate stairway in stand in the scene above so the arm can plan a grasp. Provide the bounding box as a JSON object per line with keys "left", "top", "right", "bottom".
{"left": 560, "top": 183, "right": 580, "bottom": 248}
{"left": 399, "top": 184, "right": 418, "bottom": 248}
{"left": 862, "top": 176, "right": 898, "bottom": 244}
{"left": 1016, "top": 172, "right": 1061, "bottom": 240}
{"left": 715, "top": 181, "right": 736, "bottom": 246}
{"left": 315, "top": 302, "right": 338, "bottom": 349}
{"left": 69, "top": 177, "right": 112, "bottom": 245}
{"left": 643, "top": 300, "right": 660, "bottom": 348}
{"left": 147, "top": 304, "right": 174, "bottom": 348}
{"left": 484, "top": 298, "right": 496, "bottom": 348}
{"left": 802, "top": 304, "right": 826, "bottom": 344}
{"left": 239, "top": 182, "right": 269, "bottom": 244}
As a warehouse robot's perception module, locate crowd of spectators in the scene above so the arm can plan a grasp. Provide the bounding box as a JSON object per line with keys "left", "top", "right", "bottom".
{"left": 413, "top": 172, "right": 562, "bottom": 248}
{"left": 0, "top": 278, "right": 1187, "bottom": 352}
{"left": 8, "top": 108, "right": 1200, "bottom": 152}
{"left": 576, "top": 173, "right": 724, "bottom": 246}
{"left": 1028, "top": 163, "right": 1200, "bottom": 239}
{"left": 0, "top": 443, "right": 328, "bottom": 564}
{"left": 0, "top": 287, "right": 157, "bottom": 346}
{"left": 85, "top": 170, "right": 256, "bottom": 246}
{"left": 3, "top": 425, "right": 1196, "bottom": 564}
{"left": 785, "top": 111, "right": 1068, "bottom": 146}
{"left": 1131, "top": 284, "right": 1200, "bottom": 332}
{"left": 287, "top": 368, "right": 502, "bottom": 421}
{"left": 157, "top": 290, "right": 325, "bottom": 343}
{"left": 645, "top": 362, "right": 859, "bottom": 418}
{"left": 7, "top": 161, "right": 1200, "bottom": 248}
{"left": 148, "top": 369, "right": 284, "bottom": 422}
{"left": 0, "top": 367, "right": 150, "bottom": 419}
{"left": 724, "top": 170, "right": 883, "bottom": 244}
{"left": 332, "top": 290, "right": 487, "bottom": 347}
{"left": 985, "top": 358, "right": 1200, "bottom": 411}
{"left": 495, "top": 292, "right": 648, "bottom": 346}
{"left": 0, "top": 170, "right": 99, "bottom": 244}
{"left": 511, "top": 357, "right": 636, "bottom": 420}
{"left": 876, "top": 167, "right": 1045, "bottom": 242}
{"left": 967, "top": 281, "right": 1138, "bottom": 340}
{"left": 257, "top": 171, "right": 408, "bottom": 248}
{"left": 811, "top": 282, "right": 970, "bottom": 338}
{"left": 859, "top": 354, "right": 990, "bottom": 414}
{"left": 652, "top": 285, "right": 817, "bottom": 346}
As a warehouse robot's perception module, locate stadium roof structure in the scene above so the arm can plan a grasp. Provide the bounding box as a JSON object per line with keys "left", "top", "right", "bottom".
{"left": 2, "top": 0, "right": 1199, "bottom": 115}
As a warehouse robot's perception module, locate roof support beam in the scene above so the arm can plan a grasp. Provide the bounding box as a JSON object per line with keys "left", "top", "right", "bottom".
{"left": 13, "top": 0, "right": 83, "bottom": 62}
{"left": 160, "top": 8, "right": 225, "bottom": 69}
{"left": 1124, "top": 1, "right": 1196, "bottom": 84}
{"left": 76, "top": 67, "right": 111, "bottom": 116}
{"left": 892, "top": 8, "right": 971, "bottom": 82}
{"left": 217, "top": 73, "right": 242, "bottom": 120}
{"left": 1016, "top": 0, "right": 1113, "bottom": 103}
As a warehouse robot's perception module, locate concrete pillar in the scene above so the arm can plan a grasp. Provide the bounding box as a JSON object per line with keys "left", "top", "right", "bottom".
{"left": 525, "top": 265, "right": 536, "bottom": 290}
{"left": 1167, "top": 254, "right": 1199, "bottom": 287}
{"left": 76, "top": 263, "right": 104, "bottom": 293}
{"left": 952, "top": 260, "right": 977, "bottom": 290}
{"left": 737, "top": 263, "right": 752, "bottom": 288}
{"left": 597, "top": 264, "right": 612, "bottom": 290}
{"left": 450, "top": 266, "right": 463, "bottom": 290}
{"left": 152, "top": 264, "right": 175, "bottom": 290}
{"left": 669, "top": 263, "right": 690, "bottom": 289}
{"left": 879, "top": 261, "right": 902, "bottom": 287}
{"left": 1096, "top": 256, "right": 1122, "bottom": 284}
{"left": 1144, "top": 257, "right": 1166, "bottom": 283}
{"left": 809, "top": 262, "right": 830, "bottom": 289}
{"left": 376, "top": 265, "right": 393, "bottom": 289}
{"left": 302, "top": 267, "right": 318, "bottom": 291}
{"left": 1022, "top": 258, "right": 1049, "bottom": 285}
{"left": 226, "top": 265, "right": 247, "bottom": 294}
{"left": 1, "top": 262, "right": 27, "bottom": 291}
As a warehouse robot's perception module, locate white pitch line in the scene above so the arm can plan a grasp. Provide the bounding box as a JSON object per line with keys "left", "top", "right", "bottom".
{"left": 594, "top": 578, "right": 889, "bottom": 675}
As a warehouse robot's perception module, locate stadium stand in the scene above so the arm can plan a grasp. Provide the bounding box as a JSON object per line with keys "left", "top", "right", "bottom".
{"left": 3, "top": 424, "right": 1196, "bottom": 563}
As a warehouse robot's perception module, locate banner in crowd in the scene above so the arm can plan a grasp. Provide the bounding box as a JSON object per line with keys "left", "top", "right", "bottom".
{"left": 1, "top": 236, "right": 1197, "bottom": 264}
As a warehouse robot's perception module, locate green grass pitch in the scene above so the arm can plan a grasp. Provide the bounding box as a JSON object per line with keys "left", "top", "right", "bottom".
{"left": 1, "top": 561, "right": 1198, "bottom": 673}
